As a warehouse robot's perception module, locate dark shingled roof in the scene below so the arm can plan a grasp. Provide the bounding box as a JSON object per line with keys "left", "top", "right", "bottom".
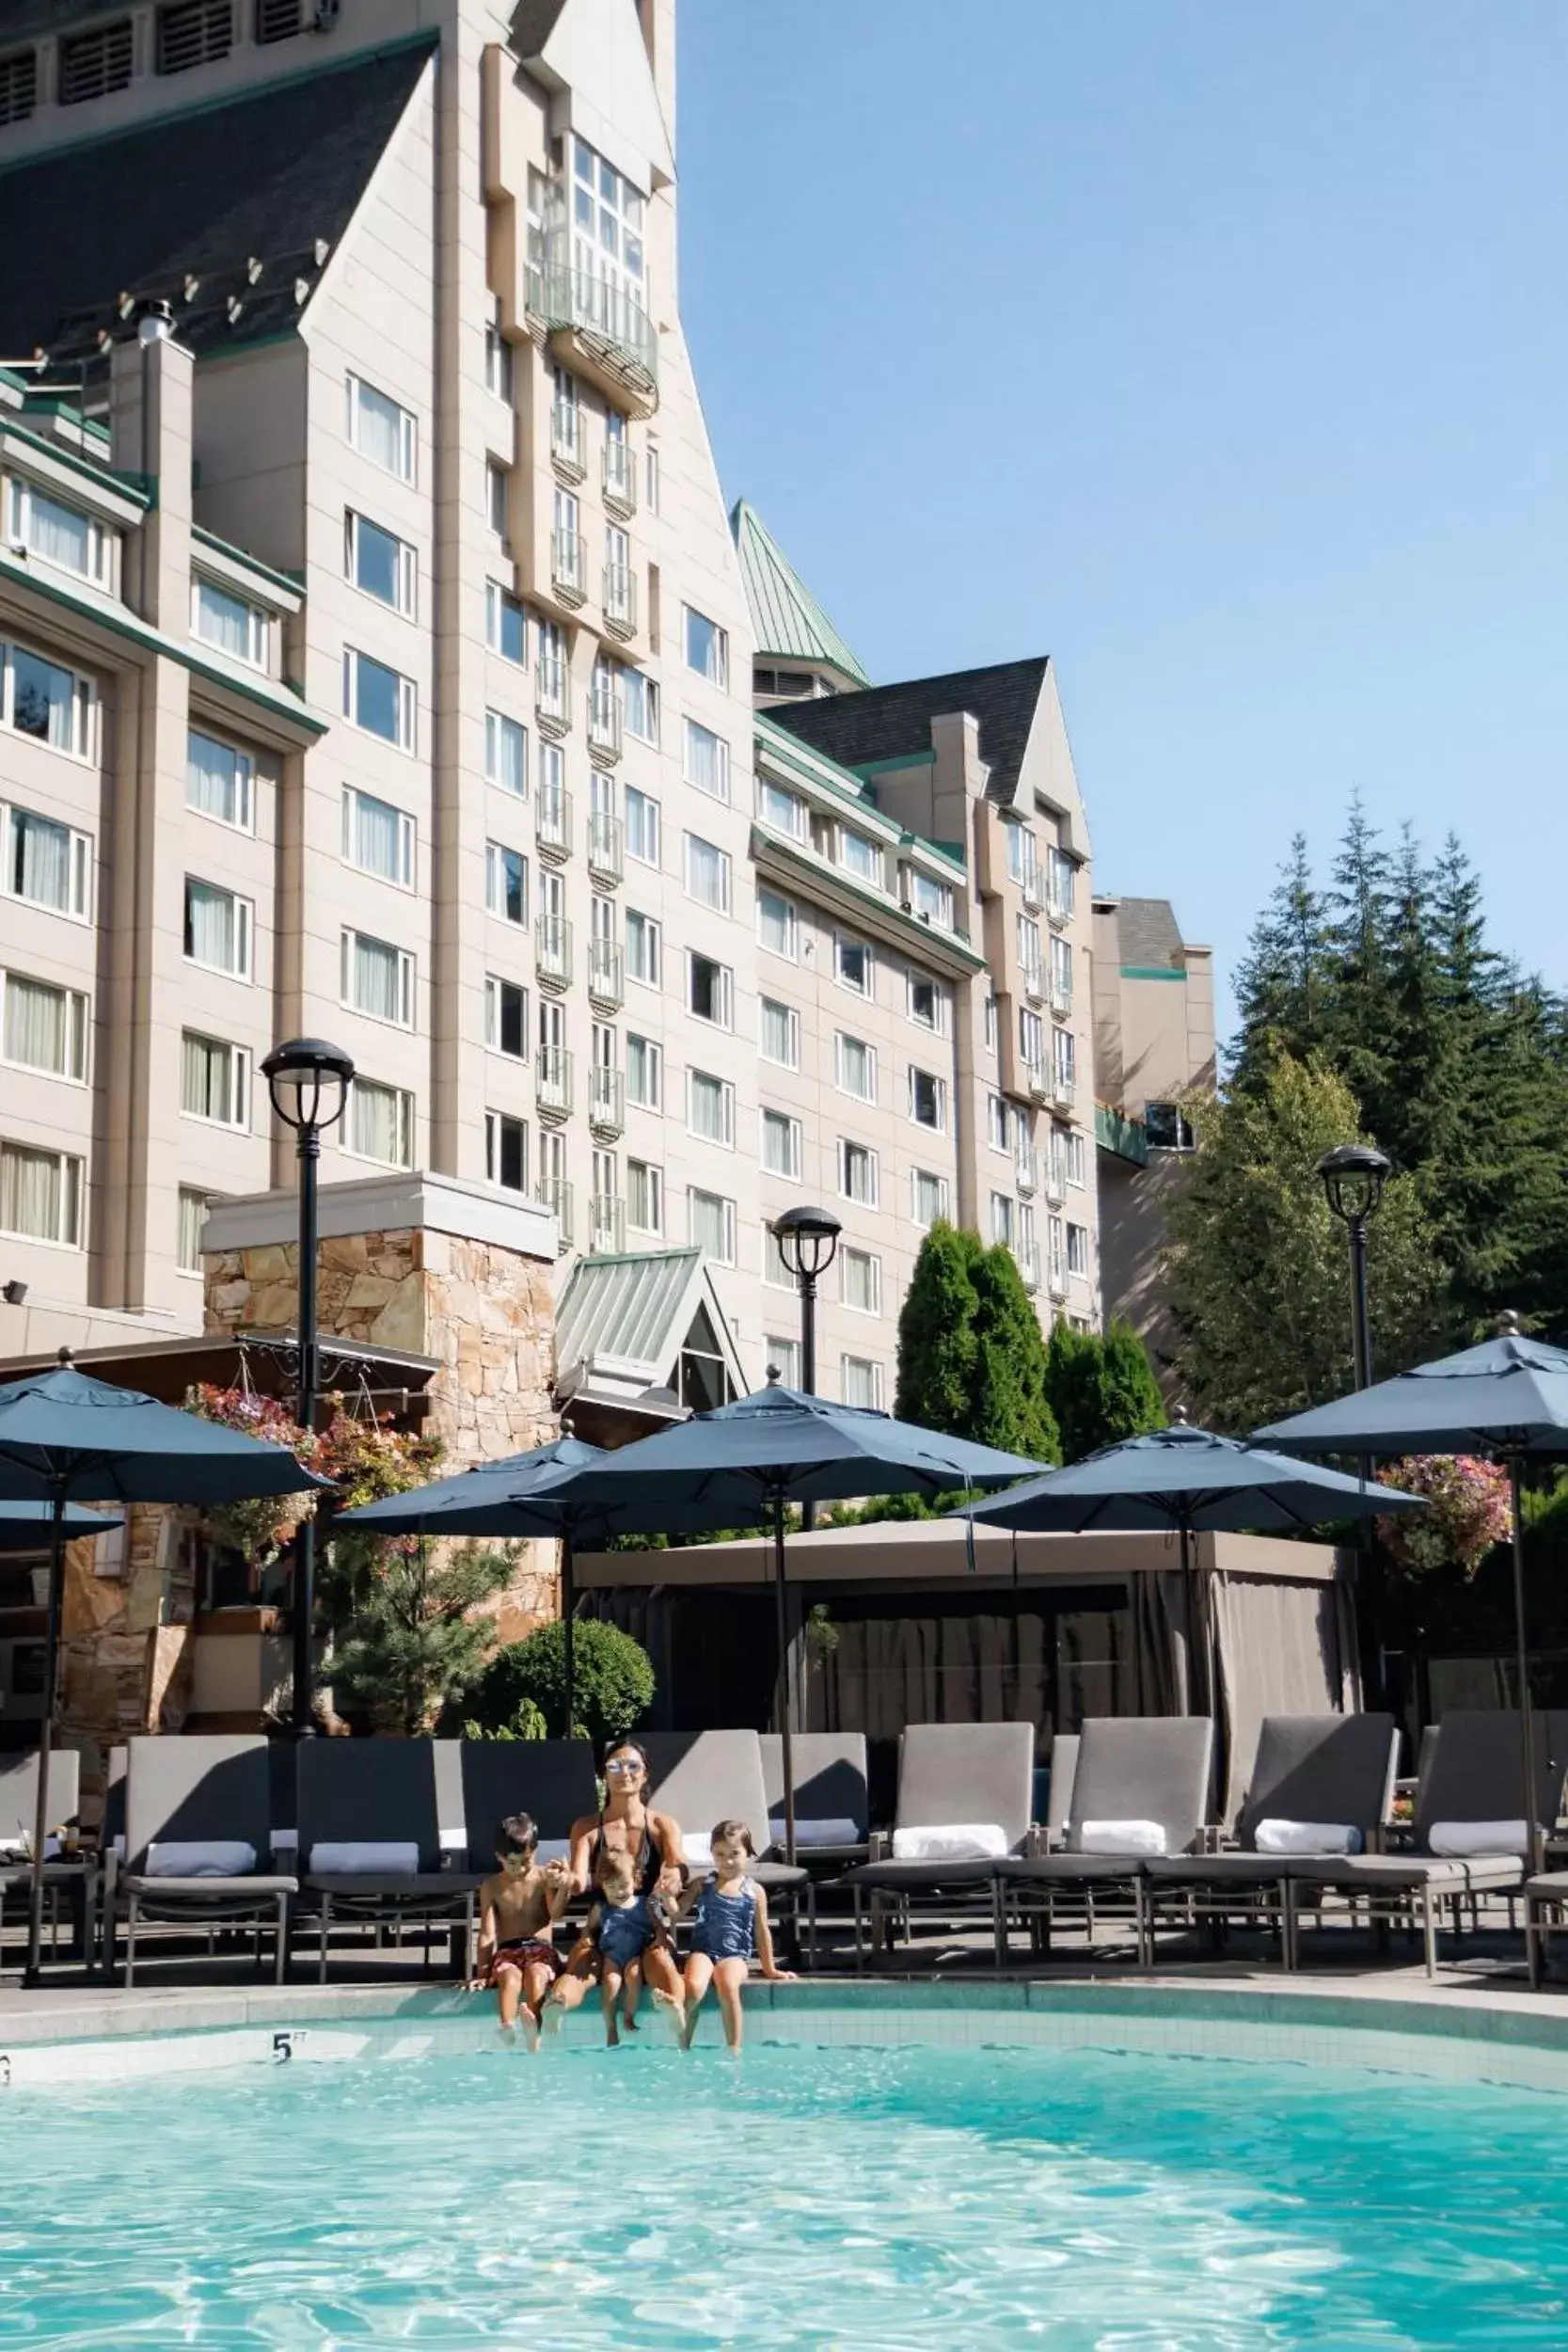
{"left": 767, "top": 656, "right": 1050, "bottom": 805}
{"left": 509, "top": 0, "right": 573, "bottom": 57}
{"left": 0, "top": 36, "right": 436, "bottom": 367}
{"left": 1115, "top": 898, "right": 1187, "bottom": 971}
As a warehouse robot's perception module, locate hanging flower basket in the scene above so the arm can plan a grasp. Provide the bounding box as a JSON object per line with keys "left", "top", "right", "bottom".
{"left": 182, "top": 1384, "right": 321, "bottom": 1566}
{"left": 1375, "top": 1454, "right": 1513, "bottom": 1580}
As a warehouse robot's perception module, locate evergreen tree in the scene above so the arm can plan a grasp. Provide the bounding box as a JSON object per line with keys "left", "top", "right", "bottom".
{"left": 1045, "top": 1319, "right": 1165, "bottom": 1462}
{"left": 330, "top": 1540, "right": 517, "bottom": 1736}
{"left": 968, "top": 1245, "right": 1061, "bottom": 1463}
{"left": 1098, "top": 1320, "right": 1169, "bottom": 1446}
{"left": 1232, "top": 833, "right": 1328, "bottom": 1078}
{"left": 1043, "top": 1319, "right": 1102, "bottom": 1464}
{"left": 894, "top": 1221, "right": 982, "bottom": 1431}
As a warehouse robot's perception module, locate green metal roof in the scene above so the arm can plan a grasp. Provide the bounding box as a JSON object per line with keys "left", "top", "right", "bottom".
{"left": 730, "top": 501, "right": 871, "bottom": 688}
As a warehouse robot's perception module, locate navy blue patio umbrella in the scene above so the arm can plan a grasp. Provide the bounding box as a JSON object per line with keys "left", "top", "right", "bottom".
{"left": 0, "top": 1359, "right": 328, "bottom": 1979}
{"left": 1256, "top": 1323, "right": 1568, "bottom": 1861}
{"left": 0, "top": 1501, "right": 120, "bottom": 1548}
{"left": 530, "top": 1381, "right": 1044, "bottom": 1860}
{"left": 961, "top": 1421, "right": 1426, "bottom": 1711}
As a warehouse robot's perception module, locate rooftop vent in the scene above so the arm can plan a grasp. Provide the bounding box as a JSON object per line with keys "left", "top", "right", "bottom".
{"left": 157, "top": 0, "right": 234, "bottom": 76}
{"left": 255, "top": 0, "right": 304, "bottom": 41}
{"left": 59, "top": 17, "right": 134, "bottom": 106}
{"left": 0, "top": 46, "right": 38, "bottom": 126}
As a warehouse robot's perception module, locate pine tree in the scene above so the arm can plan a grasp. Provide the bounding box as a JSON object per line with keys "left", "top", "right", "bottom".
{"left": 1043, "top": 1320, "right": 1102, "bottom": 1464}
{"left": 968, "top": 1245, "right": 1060, "bottom": 1462}
{"left": 1232, "top": 833, "right": 1328, "bottom": 1079}
{"left": 894, "top": 1221, "right": 982, "bottom": 1431}
{"left": 1045, "top": 1319, "right": 1165, "bottom": 1462}
{"left": 1098, "top": 1321, "right": 1169, "bottom": 1446}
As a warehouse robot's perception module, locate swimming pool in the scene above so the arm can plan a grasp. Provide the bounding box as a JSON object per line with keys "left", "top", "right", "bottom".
{"left": 6, "top": 2009, "right": 1568, "bottom": 2346}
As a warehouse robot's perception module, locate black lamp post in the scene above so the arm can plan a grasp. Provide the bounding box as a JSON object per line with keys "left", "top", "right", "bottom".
{"left": 262, "top": 1037, "right": 356, "bottom": 1737}
{"left": 770, "top": 1205, "right": 842, "bottom": 1403}
{"left": 1318, "top": 1141, "right": 1391, "bottom": 1701}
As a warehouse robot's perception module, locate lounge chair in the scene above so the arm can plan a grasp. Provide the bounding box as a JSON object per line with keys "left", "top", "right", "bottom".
{"left": 459, "top": 1739, "right": 598, "bottom": 1872}
{"left": 995, "top": 1716, "right": 1214, "bottom": 1967}
{"left": 1044, "top": 1733, "right": 1079, "bottom": 1849}
{"left": 760, "top": 1731, "right": 869, "bottom": 1865}
{"left": 842, "top": 1721, "right": 1037, "bottom": 1968}
{"left": 1144, "top": 1713, "right": 1399, "bottom": 1966}
{"left": 0, "top": 1749, "right": 87, "bottom": 1963}
{"left": 119, "top": 1735, "right": 295, "bottom": 1987}
{"left": 297, "top": 1739, "right": 483, "bottom": 1982}
{"left": 1292, "top": 1708, "right": 1561, "bottom": 1977}
{"left": 641, "top": 1728, "right": 815, "bottom": 1965}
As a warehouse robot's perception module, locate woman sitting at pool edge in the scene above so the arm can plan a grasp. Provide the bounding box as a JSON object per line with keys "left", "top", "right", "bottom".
{"left": 560, "top": 1737, "right": 687, "bottom": 2028}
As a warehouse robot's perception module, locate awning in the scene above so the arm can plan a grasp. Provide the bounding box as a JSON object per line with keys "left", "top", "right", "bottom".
{"left": 554, "top": 1247, "right": 747, "bottom": 1439}
{"left": 0, "top": 1329, "right": 439, "bottom": 1417}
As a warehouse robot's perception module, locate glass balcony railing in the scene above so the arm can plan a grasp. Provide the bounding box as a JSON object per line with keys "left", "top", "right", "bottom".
{"left": 552, "top": 527, "right": 585, "bottom": 598}
{"left": 536, "top": 1043, "right": 573, "bottom": 1116}
{"left": 603, "top": 563, "right": 636, "bottom": 632}
{"left": 603, "top": 436, "right": 637, "bottom": 510}
{"left": 550, "top": 401, "right": 584, "bottom": 472}
{"left": 590, "top": 1194, "right": 626, "bottom": 1255}
{"left": 535, "top": 655, "right": 570, "bottom": 731}
{"left": 588, "top": 682, "right": 624, "bottom": 757}
{"left": 535, "top": 916, "right": 572, "bottom": 987}
{"left": 588, "top": 810, "right": 624, "bottom": 882}
{"left": 1013, "top": 1243, "right": 1040, "bottom": 1292}
{"left": 590, "top": 1065, "right": 626, "bottom": 1132}
{"left": 1052, "top": 1068, "right": 1077, "bottom": 1111}
{"left": 588, "top": 936, "right": 625, "bottom": 1008}
{"left": 536, "top": 1176, "right": 573, "bottom": 1248}
{"left": 1015, "top": 1149, "right": 1037, "bottom": 1196}
{"left": 527, "top": 262, "right": 659, "bottom": 397}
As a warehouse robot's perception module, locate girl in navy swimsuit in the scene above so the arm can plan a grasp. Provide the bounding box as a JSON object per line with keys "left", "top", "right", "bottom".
{"left": 675, "top": 1819, "right": 794, "bottom": 2050}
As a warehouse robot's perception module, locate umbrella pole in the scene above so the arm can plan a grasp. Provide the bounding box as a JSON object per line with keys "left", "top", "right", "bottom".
{"left": 772, "top": 1491, "right": 796, "bottom": 1867}
{"left": 24, "top": 1486, "right": 67, "bottom": 1986}
{"left": 1508, "top": 1458, "right": 1542, "bottom": 1871}
{"left": 561, "top": 1534, "right": 576, "bottom": 1740}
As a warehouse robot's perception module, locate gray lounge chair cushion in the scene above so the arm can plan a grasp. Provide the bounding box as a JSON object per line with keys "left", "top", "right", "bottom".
{"left": 1295, "top": 1852, "right": 1526, "bottom": 1892}
{"left": 1064, "top": 1718, "right": 1213, "bottom": 1858}
{"left": 998, "top": 1853, "right": 1153, "bottom": 1885}
{"left": 0, "top": 1749, "right": 80, "bottom": 1848}
{"left": 125, "top": 1734, "right": 273, "bottom": 1876}
{"left": 1146, "top": 1852, "right": 1292, "bottom": 1886}
{"left": 748, "top": 1858, "right": 809, "bottom": 1892}
{"left": 459, "top": 1739, "right": 598, "bottom": 1870}
{"left": 1525, "top": 1872, "right": 1568, "bottom": 1903}
{"left": 1234, "top": 1715, "right": 1398, "bottom": 1849}
{"left": 641, "top": 1731, "right": 771, "bottom": 1859}
{"left": 1415, "top": 1711, "right": 1561, "bottom": 1850}
{"left": 761, "top": 1732, "right": 869, "bottom": 1842}
{"left": 768, "top": 1817, "right": 861, "bottom": 1849}
{"left": 306, "top": 1870, "right": 481, "bottom": 1899}
{"left": 844, "top": 1856, "right": 1000, "bottom": 1892}
{"left": 125, "top": 1872, "right": 297, "bottom": 1897}
{"left": 893, "top": 1724, "right": 1035, "bottom": 1856}
{"left": 297, "top": 1739, "right": 444, "bottom": 1875}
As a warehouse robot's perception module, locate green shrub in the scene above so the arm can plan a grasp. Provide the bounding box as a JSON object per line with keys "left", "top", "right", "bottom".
{"left": 471, "top": 1617, "right": 654, "bottom": 1745}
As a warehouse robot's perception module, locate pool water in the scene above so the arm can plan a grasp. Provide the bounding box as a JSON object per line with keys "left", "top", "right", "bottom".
{"left": 5, "top": 2024, "right": 1568, "bottom": 2346}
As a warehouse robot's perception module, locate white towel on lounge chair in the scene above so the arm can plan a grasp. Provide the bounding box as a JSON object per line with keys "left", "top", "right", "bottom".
{"left": 309, "top": 1841, "right": 420, "bottom": 1876}
{"left": 1254, "top": 1819, "right": 1364, "bottom": 1856}
{"left": 145, "top": 1840, "right": 258, "bottom": 1879}
{"left": 891, "top": 1823, "right": 1008, "bottom": 1862}
{"left": 1077, "top": 1820, "right": 1167, "bottom": 1856}
{"left": 1428, "top": 1819, "right": 1528, "bottom": 1858}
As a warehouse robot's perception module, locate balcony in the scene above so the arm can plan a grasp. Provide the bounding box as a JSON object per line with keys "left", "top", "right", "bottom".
{"left": 588, "top": 936, "right": 625, "bottom": 1009}
{"left": 1043, "top": 1154, "right": 1066, "bottom": 1207}
{"left": 1022, "top": 963, "right": 1046, "bottom": 1008}
{"left": 550, "top": 400, "right": 585, "bottom": 481}
{"left": 1025, "top": 1060, "right": 1051, "bottom": 1104}
{"left": 1047, "top": 867, "right": 1076, "bottom": 928}
{"left": 525, "top": 262, "right": 659, "bottom": 417}
{"left": 588, "top": 679, "right": 624, "bottom": 762}
{"left": 536, "top": 915, "right": 573, "bottom": 989}
{"left": 588, "top": 810, "right": 624, "bottom": 883}
{"left": 1013, "top": 1243, "right": 1040, "bottom": 1293}
{"left": 536, "top": 1043, "right": 573, "bottom": 1118}
{"left": 1047, "top": 1258, "right": 1069, "bottom": 1301}
{"left": 1015, "top": 1149, "right": 1037, "bottom": 1197}
{"left": 1051, "top": 1070, "right": 1077, "bottom": 1113}
{"left": 1021, "top": 869, "right": 1043, "bottom": 914}
{"left": 589, "top": 1064, "right": 626, "bottom": 1135}
{"left": 536, "top": 1176, "right": 574, "bottom": 1249}
{"left": 536, "top": 783, "right": 572, "bottom": 861}
{"left": 590, "top": 1193, "right": 626, "bottom": 1255}
{"left": 603, "top": 561, "right": 637, "bottom": 639}
{"left": 552, "top": 526, "right": 586, "bottom": 606}
{"left": 1049, "top": 976, "right": 1073, "bottom": 1018}
{"left": 603, "top": 435, "right": 637, "bottom": 515}
{"left": 535, "top": 655, "right": 571, "bottom": 737}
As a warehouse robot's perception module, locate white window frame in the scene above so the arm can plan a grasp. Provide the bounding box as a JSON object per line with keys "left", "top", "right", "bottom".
{"left": 687, "top": 1068, "right": 736, "bottom": 1149}
{"left": 760, "top": 1107, "right": 802, "bottom": 1180}
{"left": 1066, "top": 1131, "right": 1087, "bottom": 1188}
{"left": 767, "top": 1333, "right": 801, "bottom": 1389}
{"left": 626, "top": 1031, "right": 662, "bottom": 1109}
{"left": 485, "top": 840, "right": 530, "bottom": 928}
{"left": 625, "top": 784, "right": 660, "bottom": 868}
{"left": 8, "top": 476, "right": 110, "bottom": 587}
{"left": 0, "top": 802, "right": 91, "bottom": 922}
{"left": 191, "top": 575, "right": 269, "bottom": 671}
{"left": 341, "top": 787, "right": 415, "bottom": 890}
{"left": 910, "top": 869, "right": 953, "bottom": 927}
{"left": 341, "top": 928, "right": 415, "bottom": 1029}
{"left": 1067, "top": 1221, "right": 1091, "bottom": 1278}
{"left": 623, "top": 669, "right": 659, "bottom": 747}
{"left": 626, "top": 908, "right": 661, "bottom": 987}
{"left": 987, "top": 1094, "right": 1010, "bottom": 1153}
{"left": 0, "top": 968, "right": 89, "bottom": 1085}
{"left": 0, "top": 1138, "right": 84, "bottom": 1249}
{"left": 687, "top": 950, "right": 734, "bottom": 1030}
{"left": 342, "top": 647, "right": 416, "bottom": 752}
{"left": 840, "top": 1354, "right": 883, "bottom": 1411}
{"left": 835, "top": 1032, "right": 877, "bottom": 1103}
{"left": 757, "top": 778, "right": 806, "bottom": 838}
{"left": 484, "top": 1108, "right": 530, "bottom": 1195}
{"left": 757, "top": 887, "right": 799, "bottom": 961}
{"left": 177, "top": 1186, "right": 214, "bottom": 1276}
{"left": 484, "top": 307, "right": 514, "bottom": 403}
{"left": 180, "top": 1029, "right": 250, "bottom": 1130}
{"left": 683, "top": 832, "right": 731, "bottom": 914}
{"left": 186, "top": 728, "right": 256, "bottom": 834}
{"left": 626, "top": 1157, "right": 664, "bottom": 1236}
{"left": 838, "top": 827, "right": 881, "bottom": 886}
{"left": 688, "top": 1185, "right": 736, "bottom": 1266}
{"left": 1, "top": 641, "right": 97, "bottom": 764}
{"left": 758, "top": 996, "right": 800, "bottom": 1070}
{"left": 834, "top": 932, "right": 873, "bottom": 998}
{"left": 345, "top": 372, "right": 417, "bottom": 483}
{"left": 911, "top": 1168, "right": 950, "bottom": 1228}
{"left": 344, "top": 510, "right": 417, "bottom": 618}
{"left": 183, "top": 877, "right": 253, "bottom": 981}
{"left": 485, "top": 708, "right": 529, "bottom": 799}
{"left": 485, "top": 580, "right": 528, "bottom": 666}
{"left": 486, "top": 458, "right": 510, "bottom": 541}
{"left": 682, "top": 604, "right": 729, "bottom": 688}
{"left": 345, "top": 1075, "right": 415, "bottom": 1168}
{"left": 907, "top": 971, "right": 945, "bottom": 1033}
{"left": 682, "top": 716, "right": 730, "bottom": 803}
{"left": 909, "top": 1066, "right": 947, "bottom": 1133}
{"left": 839, "top": 1246, "right": 882, "bottom": 1317}
{"left": 484, "top": 974, "right": 529, "bottom": 1059}
{"left": 838, "top": 1136, "right": 879, "bottom": 1209}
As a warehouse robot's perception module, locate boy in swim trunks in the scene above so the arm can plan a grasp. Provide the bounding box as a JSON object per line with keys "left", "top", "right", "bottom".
{"left": 543, "top": 1847, "right": 677, "bottom": 2045}
{"left": 472, "top": 1812, "right": 571, "bottom": 2044}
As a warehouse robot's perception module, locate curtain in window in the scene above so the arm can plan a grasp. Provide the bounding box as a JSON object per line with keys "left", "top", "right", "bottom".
{"left": 27, "top": 490, "right": 93, "bottom": 576}
{"left": 352, "top": 935, "right": 402, "bottom": 1023}
{"left": 186, "top": 884, "right": 236, "bottom": 969}
{"left": 4, "top": 976, "right": 67, "bottom": 1073}
{"left": 12, "top": 810, "right": 71, "bottom": 905}
{"left": 350, "top": 792, "right": 400, "bottom": 879}
{"left": 182, "top": 1033, "right": 227, "bottom": 1120}
{"left": 689, "top": 1191, "right": 725, "bottom": 1256}
{"left": 0, "top": 1142, "right": 61, "bottom": 1240}
{"left": 356, "top": 386, "right": 402, "bottom": 473}
{"left": 197, "top": 582, "right": 250, "bottom": 660}
{"left": 188, "top": 733, "right": 245, "bottom": 824}
{"left": 352, "top": 1082, "right": 405, "bottom": 1164}
{"left": 10, "top": 653, "right": 74, "bottom": 752}
{"left": 178, "top": 1188, "right": 211, "bottom": 1273}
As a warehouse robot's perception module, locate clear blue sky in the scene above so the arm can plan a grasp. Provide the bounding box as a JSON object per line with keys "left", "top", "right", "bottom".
{"left": 674, "top": 2, "right": 1568, "bottom": 1038}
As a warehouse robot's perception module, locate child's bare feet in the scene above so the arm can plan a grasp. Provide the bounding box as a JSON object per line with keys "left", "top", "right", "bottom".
{"left": 540, "top": 1996, "right": 564, "bottom": 2037}
{"left": 606, "top": 2019, "right": 620, "bottom": 2047}
{"left": 652, "top": 1988, "right": 686, "bottom": 2044}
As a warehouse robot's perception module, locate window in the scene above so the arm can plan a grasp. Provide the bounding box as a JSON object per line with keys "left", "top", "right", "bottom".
{"left": 485, "top": 1110, "right": 529, "bottom": 1195}
{"left": 683, "top": 718, "right": 730, "bottom": 802}
{"left": 990, "top": 1193, "right": 1016, "bottom": 1249}
{"left": 346, "top": 373, "right": 417, "bottom": 483}
{"left": 626, "top": 908, "right": 660, "bottom": 986}
{"left": 1020, "top": 1008, "right": 1045, "bottom": 1073}
{"left": 484, "top": 307, "right": 514, "bottom": 402}
{"left": 764, "top": 1227, "right": 795, "bottom": 1289}
{"left": 341, "top": 929, "right": 414, "bottom": 1027}
{"left": 627, "top": 1159, "right": 663, "bottom": 1235}
{"left": 348, "top": 1077, "right": 414, "bottom": 1168}
{"left": 1047, "top": 847, "right": 1076, "bottom": 918}
{"left": 571, "top": 135, "right": 647, "bottom": 300}
{"left": 1016, "top": 914, "right": 1042, "bottom": 982}
{"left": 192, "top": 577, "right": 269, "bottom": 669}
{"left": 551, "top": 367, "right": 581, "bottom": 465}
{"left": 177, "top": 1186, "right": 214, "bottom": 1274}
{"left": 759, "top": 997, "right": 799, "bottom": 1069}
{"left": 1, "top": 805, "right": 88, "bottom": 923}
{"left": 1053, "top": 1026, "right": 1077, "bottom": 1087}
{"left": 911, "top": 1169, "right": 949, "bottom": 1228}
{"left": 343, "top": 649, "right": 415, "bottom": 749}
{"left": 688, "top": 1187, "right": 736, "bottom": 1265}
{"left": 183, "top": 879, "right": 252, "bottom": 979}
{"left": 840, "top": 1248, "right": 881, "bottom": 1315}
{"left": 688, "top": 952, "right": 733, "bottom": 1028}
{"left": 187, "top": 730, "right": 254, "bottom": 832}
{"left": 341, "top": 787, "right": 415, "bottom": 888}
{"left": 761, "top": 1109, "right": 801, "bottom": 1179}
{"left": 839, "top": 1139, "right": 879, "bottom": 1207}
{"left": 0, "top": 47, "right": 40, "bottom": 126}
{"left": 835, "top": 935, "right": 872, "bottom": 997}
{"left": 485, "top": 976, "right": 528, "bottom": 1059}
{"left": 553, "top": 485, "right": 582, "bottom": 590}
{"left": 835, "top": 1034, "right": 876, "bottom": 1102}
{"left": 757, "top": 889, "right": 798, "bottom": 961}
{"left": 757, "top": 779, "right": 805, "bottom": 838}
{"left": 485, "top": 582, "right": 527, "bottom": 666}
{"left": 839, "top": 829, "right": 881, "bottom": 885}
{"left": 1145, "top": 1101, "right": 1197, "bottom": 1152}
{"left": 604, "top": 408, "right": 632, "bottom": 501}
{"left": 2, "top": 972, "right": 87, "bottom": 1083}
{"left": 687, "top": 1070, "right": 735, "bottom": 1147}
{"left": 909, "top": 1067, "right": 946, "bottom": 1131}
{"left": 486, "top": 460, "right": 510, "bottom": 539}
{"left": 623, "top": 1033, "right": 660, "bottom": 1111}
{"left": 683, "top": 605, "right": 728, "bottom": 687}
{"left": 1005, "top": 817, "right": 1037, "bottom": 889}
{"left": 623, "top": 669, "right": 659, "bottom": 746}
{"left": 4, "top": 642, "right": 95, "bottom": 758}
{"left": 644, "top": 444, "right": 660, "bottom": 514}
{"left": 684, "top": 834, "right": 731, "bottom": 914}
{"left": 181, "top": 1030, "right": 249, "bottom": 1128}
{"left": 907, "top": 974, "right": 945, "bottom": 1032}
{"left": 910, "top": 869, "right": 953, "bottom": 928}
{"left": 625, "top": 786, "right": 660, "bottom": 866}
{"left": 1051, "top": 933, "right": 1073, "bottom": 994}
{"left": 767, "top": 1335, "right": 801, "bottom": 1390}
{"left": 840, "top": 1355, "right": 882, "bottom": 1411}
{"left": 0, "top": 1140, "right": 83, "bottom": 1247}
{"left": 984, "top": 992, "right": 999, "bottom": 1054}
{"left": 605, "top": 522, "right": 633, "bottom": 624}
{"left": 1066, "top": 1131, "right": 1087, "bottom": 1186}
{"left": 345, "top": 512, "right": 416, "bottom": 615}
{"left": 483, "top": 708, "right": 528, "bottom": 799}
{"left": 58, "top": 18, "right": 132, "bottom": 104}
{"left": 156, "top": 0, "right": 231, "bottom": 72}
{"left": 987, "top": 1094, "right": 1010, "bottom": 1152}
{"left": 8, "top": 479, "right": 109, "bottom": 586}
{"left": 1067, "top": 1222, "right": 1090, "bottom": 1278}
{"left": 486, "top": 842, "right": 529, "bottom": 927}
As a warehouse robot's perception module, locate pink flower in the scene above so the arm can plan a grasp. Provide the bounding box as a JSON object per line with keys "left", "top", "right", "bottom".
{"left": 1377, "top": 1454, "right": 1513, "bottom": 1580}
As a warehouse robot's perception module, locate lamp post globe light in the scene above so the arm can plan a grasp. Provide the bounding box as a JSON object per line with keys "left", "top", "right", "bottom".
{"left": 262, "top": 1038, "right": 356, "bottom": 1737}
{"left": 1317, "top": 1140, "right": 1391, "bottom": 1704}
{"left": 770, "top": 1206, "right": 842, "bottom": 1538}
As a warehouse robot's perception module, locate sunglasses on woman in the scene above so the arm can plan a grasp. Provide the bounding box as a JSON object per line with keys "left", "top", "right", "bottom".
{"left": 605, "top": 1757, "right": 644, "bottom": 1777}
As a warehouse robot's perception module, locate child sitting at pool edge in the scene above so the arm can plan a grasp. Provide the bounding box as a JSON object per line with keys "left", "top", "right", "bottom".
{"left": 544, "top": 1846, "right": 684, "bottom": 2045}
{"left": 471, "top": 1812, "right": 572, "bottom": 2044}
{"left": 675, "top": 1818, "right": 795, "bottom": 2051}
